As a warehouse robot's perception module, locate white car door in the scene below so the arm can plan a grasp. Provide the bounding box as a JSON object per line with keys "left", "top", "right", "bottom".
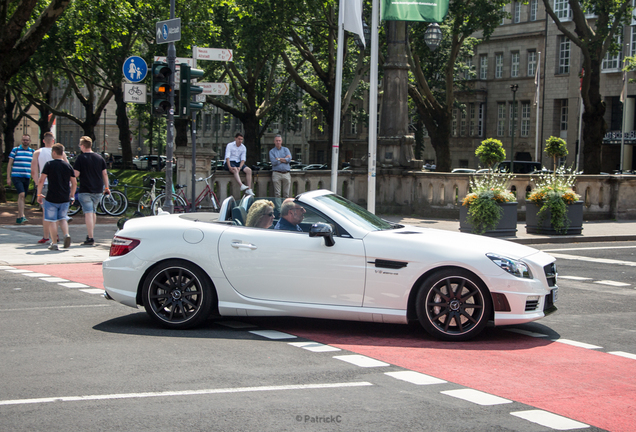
{"left": 218, "top": 227, "right": 366, "bottom": 306}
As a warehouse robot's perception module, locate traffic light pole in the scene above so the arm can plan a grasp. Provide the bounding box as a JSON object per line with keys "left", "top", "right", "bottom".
{"left": 163, "top": 0, "right": 176, "bottom": 213}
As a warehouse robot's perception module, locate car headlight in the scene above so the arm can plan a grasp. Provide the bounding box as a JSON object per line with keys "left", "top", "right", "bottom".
{"left": 486, "top": 253, "right": 532, "bottom": 279}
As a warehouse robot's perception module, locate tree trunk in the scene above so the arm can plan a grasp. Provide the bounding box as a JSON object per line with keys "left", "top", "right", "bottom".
{"left": 429, "top": 124, "right": 452, "bottom": 172}
{"left": 242, "top": 115, "right": 260, "bottom": 168}
{"left": 113, "top": 84, "right": 133, "bottom": 167}
{"left": 175, "top": 118, "right": 189, "bottom": 148}
{"left": 582, "top": 64, "right": 606, "bottom": 174}
{"left": 0, "top": 82, "right": 7, "bottom": 203}
{"left": 4, "top": 91, "right": 17, "bottom": 157}
{"left": 36, "top": 105, "right": 52, "bottom": 145}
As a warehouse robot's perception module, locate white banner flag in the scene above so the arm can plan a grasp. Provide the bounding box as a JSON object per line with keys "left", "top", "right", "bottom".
{"left": 343, "top": 0, "right": 365, "bottom": 47}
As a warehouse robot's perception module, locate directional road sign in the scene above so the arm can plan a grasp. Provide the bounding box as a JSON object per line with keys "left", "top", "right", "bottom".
{"left": 123, "top": 56, "right": 148, "bottom": 83}
{"left": 156, "top": 18, "right": 181, "bottom": 44}
{"left": 194, "top": 47, "right": 233, "bottom": 62}
{"left": 153, "top": 56, "right": 193, "bottom": 67}
{"left": 124, "top": 83, "right": 147, "bottom": 103}
{"left": 200, "top": 82, "right": 230, "bottom": 96}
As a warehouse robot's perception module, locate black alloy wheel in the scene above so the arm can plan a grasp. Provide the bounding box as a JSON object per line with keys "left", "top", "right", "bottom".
{"left": 416, "top": 268, "right": 491, "bottom": 341}
{"left": 142, "top": 260, "right": 215, "bottom": 329}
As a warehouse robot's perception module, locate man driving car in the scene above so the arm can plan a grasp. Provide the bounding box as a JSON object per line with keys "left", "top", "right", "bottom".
{"left": 274, "top": 198, "right": 305, "bottom": 231}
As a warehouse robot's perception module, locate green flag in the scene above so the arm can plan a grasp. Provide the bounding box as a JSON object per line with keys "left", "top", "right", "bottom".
{"left": 381, "top": 0, "right": 449, "bottom": 22}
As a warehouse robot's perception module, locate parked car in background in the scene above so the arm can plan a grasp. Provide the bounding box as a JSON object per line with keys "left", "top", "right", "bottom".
{"left": 302, "top": 164, "right": 329, "bottom": 171}
{"left": 495, "top": 161, "right": 542, "bottom": 174}
{"left": 451, "top": 168, "right": 476, "bottom": 174}
{"left": 133, "top": 155, "right": 164, "bottom": 171}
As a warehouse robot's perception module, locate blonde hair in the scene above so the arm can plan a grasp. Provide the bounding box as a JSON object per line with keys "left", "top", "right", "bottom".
{"left": 80, "top": 136, "right": 93, "bottom": 149}
{"left": 246, "top": 200, "right": 275, "bottom": 228}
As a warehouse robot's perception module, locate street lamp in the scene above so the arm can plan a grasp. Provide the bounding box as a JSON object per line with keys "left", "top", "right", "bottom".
{"left": 103, "top": 108, "right": 107, "bottom": 154}
{"left": 424, "top": 23, "right": 443, "bottom": 51}
{"left": 510, "top": 84, "right": 518, "bottom": 173}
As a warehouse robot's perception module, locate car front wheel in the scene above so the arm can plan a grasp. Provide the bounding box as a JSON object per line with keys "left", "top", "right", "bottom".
{"left": 142, "top": 260, "right": 215, "bottom": 329}
{"left": 416, "top": 268, "right": 491, "bottom": 341}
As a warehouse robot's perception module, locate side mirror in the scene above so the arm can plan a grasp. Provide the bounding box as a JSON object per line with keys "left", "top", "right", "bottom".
{"left": 309, "top": 222, "right": 335, "bottom": 247}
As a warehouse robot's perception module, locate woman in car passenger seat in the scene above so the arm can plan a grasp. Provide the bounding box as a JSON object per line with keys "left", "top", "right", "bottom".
{"left": 245, "top": 200, "right": 275, "bottom": 229}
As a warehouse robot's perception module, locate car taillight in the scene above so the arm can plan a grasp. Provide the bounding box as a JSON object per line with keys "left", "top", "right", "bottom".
{"left": 109, "top": 236, "right": 140, "bottom": 257}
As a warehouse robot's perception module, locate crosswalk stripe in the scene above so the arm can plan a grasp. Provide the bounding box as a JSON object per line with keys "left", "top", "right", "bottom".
{"left": 511, "top": 410, "right": 589, "bottom": 430}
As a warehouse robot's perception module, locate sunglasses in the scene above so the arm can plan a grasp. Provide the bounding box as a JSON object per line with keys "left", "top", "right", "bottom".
{"left": 266, "top": 212, "right": 274, "bottom": 217}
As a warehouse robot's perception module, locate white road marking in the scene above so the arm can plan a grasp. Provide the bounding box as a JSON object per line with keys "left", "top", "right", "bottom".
{"left": 594, "top": 280, "right": 631, "bottom": 287}
{"left": 249, "top": 330, "right": 297, "bottom": 340}
{"left": 79, "top": 289, "right": 105, "bottom": 295}
{"left": 218, "top": 321, "right": 257, "bottom": 329}
{"left": 608, "top": 351, "right": 636, "bottom": 360}
{"left": 0, "top": 382, "right": 374, "bottom": 407}
{"left": 441, "top": 389, "right": 512, "bottom": 406}
{"left": 385, "top": 371, "right": 447, "bottom": 385}
{"left": 0, "top": 305, "right": 110, "bottom": 312}
{"left": 549, "top": 253, "right": 636, "bottom": 267}
{"left": 59, "top": 282, "right": 90, "bottom": 288}
{"left": 288, "top": 342, "right": 341, "bottom": 352}
{"left": 333, "top": 355, "right": 390, "bottom": 368}
{"left": 5, "top": 269, "right": 31, "bottom": 273}
{"left": 39, "top": 277, "right": 69, "bottom": 283}
{"left": 23, "top": 272, "right": 51, "bottom": 277}
{"left": 552, "top": 339, "right": 602, "bottom": 349}
{"left": 545, "top": 245, "right": 636, "bottom": 252}
{"left": 0, "top": 266, "right": 16, "bottom": 270}
{"left": 506, "top": 329, "right": 549, "bottom": 338}
{"left": 558, "top": 275, "right": 592, "bottom": 281}
{"left": 511, "top": 410, "right": 589, "bottom": 430}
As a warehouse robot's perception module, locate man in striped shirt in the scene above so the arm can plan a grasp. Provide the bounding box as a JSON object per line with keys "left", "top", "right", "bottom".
{"left": 6, "top": 135, "right": 35, "bottom": 224}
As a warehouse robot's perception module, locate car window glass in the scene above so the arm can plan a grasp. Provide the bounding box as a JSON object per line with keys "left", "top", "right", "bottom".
{"left": 314, "top": 194, "right": 394, "bottom": 231}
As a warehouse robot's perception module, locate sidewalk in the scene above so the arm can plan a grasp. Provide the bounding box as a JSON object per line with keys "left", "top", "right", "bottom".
{"left": 1, "top": 201, "right": 635, "bottom": 266}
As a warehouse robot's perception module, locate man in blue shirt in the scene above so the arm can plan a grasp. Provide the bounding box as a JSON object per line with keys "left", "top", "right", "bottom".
{"left": 6, "top": 134, "right": 35, "bottom": 224}
{"left": 274, "top": 198, "right": 305, "bottom": 231}
{"left": 269, "top": 134, "right": 292, "bottom": 198}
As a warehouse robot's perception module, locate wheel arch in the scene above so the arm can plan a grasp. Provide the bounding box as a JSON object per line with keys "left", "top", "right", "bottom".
{"left": 406, "top": 265, "right": 494, "bottom": 322}
{"left": 135, "top": 257, "right": 220, "bottom": 317}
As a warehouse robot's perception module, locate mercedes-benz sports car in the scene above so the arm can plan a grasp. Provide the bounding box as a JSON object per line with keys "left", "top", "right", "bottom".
{"left": 103, "top": 189, "right": 558, "bottom": 341}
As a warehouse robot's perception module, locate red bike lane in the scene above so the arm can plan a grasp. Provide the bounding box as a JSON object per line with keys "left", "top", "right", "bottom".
{"left": 18, "top": 262, "right": 635, "bottom": 431}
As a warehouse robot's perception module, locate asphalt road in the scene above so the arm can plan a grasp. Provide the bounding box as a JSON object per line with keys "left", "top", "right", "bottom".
{"left": 1, "top": 241, "right": 635, "bottom": 431}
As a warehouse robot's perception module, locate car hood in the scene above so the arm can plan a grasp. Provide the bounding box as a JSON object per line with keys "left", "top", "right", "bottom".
{"left": 367, "top": 225, "right": 542, "bottom": 261}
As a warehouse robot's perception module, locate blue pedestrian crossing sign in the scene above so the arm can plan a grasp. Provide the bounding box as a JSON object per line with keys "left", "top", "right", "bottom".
{"left": 123, "top": 56, "right": 148, "bottom": 83}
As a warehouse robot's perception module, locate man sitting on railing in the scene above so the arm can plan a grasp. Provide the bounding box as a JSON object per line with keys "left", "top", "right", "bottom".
{"left": 224, "top": 132, "right": 254, "bottom": 196}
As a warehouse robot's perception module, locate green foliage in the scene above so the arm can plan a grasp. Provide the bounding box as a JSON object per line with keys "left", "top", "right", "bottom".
{"left": 544, "top": 136, "right": 568, "bottom": 170}
{"left": 475, "top": 138, "right": 506, "bottom": 168}
{"left": 462, "top": 170, "right": 516, "bottom": 235}
{"left": 528, "top": 166, "right": 580, "bottom": 234}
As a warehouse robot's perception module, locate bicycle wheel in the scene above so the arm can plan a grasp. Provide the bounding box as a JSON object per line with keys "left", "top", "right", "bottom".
{"left": 137, "top": 191, "right": 155, "bottom": 216}
{"left": 101, "top": 190, "right": 128, "bottom": 216}
{"left": 151, "top": 193, "right": 188, "bottom": 215}
{"left": 68, "top": 200, "right": 82, "bottom": 216}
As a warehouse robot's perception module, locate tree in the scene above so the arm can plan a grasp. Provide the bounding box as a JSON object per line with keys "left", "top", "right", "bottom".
{"left": 0, "top": 0, "right": 72, "bottom": 203}
{"left": 541, "top": 0, "right": 632, "bottom": 174}
{"left": 408, "top": 0, "right": 507, "bottom": 172}
{"left": 475, "top": 138, "right": 506, "bottom": 168}
{"left": 544, "top": 136, "right": 568, "bottom": 170}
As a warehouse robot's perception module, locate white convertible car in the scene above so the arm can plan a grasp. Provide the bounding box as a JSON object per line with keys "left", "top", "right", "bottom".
{"left": 103, "top": 190, "right": 558, "bottom": 341}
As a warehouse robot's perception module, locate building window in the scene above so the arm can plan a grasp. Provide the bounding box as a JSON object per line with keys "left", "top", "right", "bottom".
{"left": 497, "top": 103, "right": 506, "bottom": 137}
{"left": 460, "top": 108, "right": 467, "bottom": 136}
{"left": 558, "top": 35, "right": 570, "bottom": 74}
{"left": 560, "top": 99, "right": 568, "bottom": 131}
{"left": 554, "top": 0, "right": 571, "bottom": 20}
{"left": 204, "top": 114, "right": 212, "bottom": 131}
{"left": 469, "top": 104, "right": 476, "bottom": 136}
{"left": 214, "top": 113, "right": 221, "bottom": 131}
{"left": 509, "top": 102, "right": 518, "bottom": 137}
{"left": 223, "top": 112, "right": 232, "bottom": 131}
{"left": 530, "top": 0, "right": 538, "bottom": 21}
{"left": 464, "top": 57, "right": 473, "bottom": 80}
{"left": 632, "top": 26, "right": 636, "bottom": 57}
{"left": 511, "top": 52, "right": 520, "bottom": 78}
{"left": 495, "top": 54, "right": 503, "bottom": 79}
{"left": 478, "top": 103, "right": 484, "bottom": 137}
{"left": 527, "top": 51, "right": 537, "bottom": 77}
{"left": 480, "top": 55, "right": 488, "bottom": 80}
{"left": 521, "top": 102, "right": 531, "bottom": 137}
{"left": 513, "top": 2, "right": 521, "bottom": 23}
{"left": 452, "top": 109, "right": 458, "bottom": 137}
{"left": 501, "top": 5, "right": 506, "bottom": 25}
{"left": 602, "top": 36, "right": 622, "bottom": 72}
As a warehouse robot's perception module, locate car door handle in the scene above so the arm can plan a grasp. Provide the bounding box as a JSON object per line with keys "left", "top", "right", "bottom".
{"left": 231, "top": 242, "right": 257, "bottom": 250}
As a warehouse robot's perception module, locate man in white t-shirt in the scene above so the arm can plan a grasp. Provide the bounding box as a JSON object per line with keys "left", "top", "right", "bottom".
{"left": 224, "top": 132, "right": 254, "bottom": 196}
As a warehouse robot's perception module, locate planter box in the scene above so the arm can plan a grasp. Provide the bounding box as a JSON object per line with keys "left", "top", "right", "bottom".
{"left": 526, "top": 201, "right": 583, "bottom": 235}
{"left": 459, "top": 202, "right": 518, "bottom": 237}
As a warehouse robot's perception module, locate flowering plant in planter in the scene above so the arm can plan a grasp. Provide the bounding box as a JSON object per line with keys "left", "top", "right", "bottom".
{"left": 527, "top": 166, "right": 580, "bottom": 234}
{"left": 462, "top": 171, "right": 516, "bottom": 234}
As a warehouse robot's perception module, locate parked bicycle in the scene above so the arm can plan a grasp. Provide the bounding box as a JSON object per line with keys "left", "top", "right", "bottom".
{"left": 68, "top": 174, "right": 128, "bottom": 217}
{"left": 151, "top": 173, "right": 220, "bottom": 215}
{"left": 137, "top": 176, "right": 166, "bottom": 216}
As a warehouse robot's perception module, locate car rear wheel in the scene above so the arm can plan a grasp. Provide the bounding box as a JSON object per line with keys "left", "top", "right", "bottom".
{"left": 416, "top": 268, "right": 491, "bottom": 341}
{"left": 142, "top": 260, "right": 215, "bottom": 329}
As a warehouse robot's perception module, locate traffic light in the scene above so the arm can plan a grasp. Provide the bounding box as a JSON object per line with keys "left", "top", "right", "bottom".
{"left": 151, "top": 62, "right": 173, "bottom": 116}
{"left": 179, "top": 63, "right": 204, "bottom": 118}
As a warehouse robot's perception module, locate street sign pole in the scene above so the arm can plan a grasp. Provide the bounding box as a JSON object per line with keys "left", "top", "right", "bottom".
{"left": 191, "top": 47, "right": 197, "bottom": 212}
{"left": 163, "top": 0, "right": 177, "bottom": 213}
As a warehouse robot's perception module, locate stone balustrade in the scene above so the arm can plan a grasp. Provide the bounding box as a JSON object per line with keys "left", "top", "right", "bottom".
{"left": 188, "top": 169, "right": 636, "bottom": 220}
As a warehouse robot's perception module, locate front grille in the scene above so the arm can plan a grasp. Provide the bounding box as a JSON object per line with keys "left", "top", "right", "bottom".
{"left": 544, "top": 263, "right": 557, "bottom": 287}
{"left": 525, "top": 299, "right": 540, "bottom": 312}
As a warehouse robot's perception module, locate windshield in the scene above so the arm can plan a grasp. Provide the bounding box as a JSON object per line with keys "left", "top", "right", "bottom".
{"left": 313, "top": 194, "right": 395, "bottom": 231}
